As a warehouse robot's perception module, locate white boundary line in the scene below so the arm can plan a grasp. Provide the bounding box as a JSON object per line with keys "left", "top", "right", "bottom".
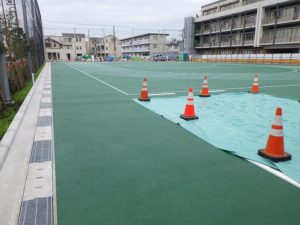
{"left": 149, "top": 92, "right": 176, "bottom": 96}
{"left": 132, "top": 84, "right": 300, "bottom": 96}
{"left": 249, "top": 160, "right": 300, "bottom": 188}
{"left": 65, "top": 63, "right": 129, "bottom": 96}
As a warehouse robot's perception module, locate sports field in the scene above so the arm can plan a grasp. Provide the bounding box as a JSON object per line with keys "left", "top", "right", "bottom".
{"left": 52, "top": 62, "right": 300, "bottom": 225}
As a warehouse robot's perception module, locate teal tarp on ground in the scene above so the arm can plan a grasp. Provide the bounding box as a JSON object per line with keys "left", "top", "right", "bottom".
{"left": 134, "top": 93, "right": 300, "bottom": 183}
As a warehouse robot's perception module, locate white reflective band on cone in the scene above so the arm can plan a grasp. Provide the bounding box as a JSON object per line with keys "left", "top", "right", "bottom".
{"left": 188, "top": 92, "right": 193, "bottom": 98}
{"left": 269, "top": 128, "right": 283, "bottom": 137}
{"left": 273, "top": 116, "right": 283, "bottom": 126}
{"left": 187, "top": 100, "right": 194, "bottom": 105}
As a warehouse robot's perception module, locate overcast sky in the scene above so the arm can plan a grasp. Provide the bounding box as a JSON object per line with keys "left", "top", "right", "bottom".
{"left": 39, "top": 0, "right": 214, "bottom": 38}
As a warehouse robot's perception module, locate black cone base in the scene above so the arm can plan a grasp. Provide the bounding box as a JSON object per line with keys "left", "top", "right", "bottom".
{"left": 258, "top": 149, "right": 292, "bottom": 162}
{"left": 199, "top": 94, "right": 211, "bottom": 97}
{"left": 180, "top": 114, "right": 199, "bottom": 121}
{"left": 138, "top": 98, "right": 150, "bottom": 102}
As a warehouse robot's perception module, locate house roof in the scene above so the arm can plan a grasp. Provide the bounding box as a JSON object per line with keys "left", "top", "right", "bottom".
{"left": 44, "top": 37, "right": 63, "bottom": 45}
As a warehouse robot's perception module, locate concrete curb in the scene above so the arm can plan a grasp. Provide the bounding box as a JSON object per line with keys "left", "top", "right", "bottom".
{"left": 0, "top": 65, "right": 47, "bottom": 171}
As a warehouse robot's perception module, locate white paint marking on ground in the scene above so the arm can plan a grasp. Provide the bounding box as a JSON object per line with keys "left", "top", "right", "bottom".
{"left": 129, "top": 89, "right": 225, "bottom": 96}
{"left": 66, "top": 63, "right": 129, "bottom": 95}
{"left": 225, "top": 84, "right": 300, "bottom": 91}
{"left": 249, "top": 160, "right": 300, "bottom": 189}
{"left": 149, "top": 92, "right": 176, "bottom": 96}
{"left": 150, "top": 84, "right": 300, "bottom": 95}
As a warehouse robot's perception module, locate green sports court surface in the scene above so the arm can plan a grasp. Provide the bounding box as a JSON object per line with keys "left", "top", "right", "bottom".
{"left": 52, "top": 62, "right": 300, "bottom": 225}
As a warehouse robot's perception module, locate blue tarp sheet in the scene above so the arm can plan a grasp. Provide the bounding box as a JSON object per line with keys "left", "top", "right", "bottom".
{"left": 134, "top": 93, "right": 300, "bottom": 183}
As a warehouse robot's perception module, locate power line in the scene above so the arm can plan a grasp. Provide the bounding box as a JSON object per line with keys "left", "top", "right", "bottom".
{"left": 43, "top": 19, "right": 182, "bottom": 32}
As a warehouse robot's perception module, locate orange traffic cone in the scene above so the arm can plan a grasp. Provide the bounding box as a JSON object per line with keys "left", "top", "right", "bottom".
{"left": 199, "top": 76, "right": 211, "bottom": 97}
{"left": 251, "top": 74, "right": 259, "bottom": 94}
{"left": 180, "top": 88, "right": 198, "bottom": 120}
{"left": 258, "top": 107, "right": 291, "bottom": 162}
{"left": 138, "top": 78, "right": 150, "bottom": 101}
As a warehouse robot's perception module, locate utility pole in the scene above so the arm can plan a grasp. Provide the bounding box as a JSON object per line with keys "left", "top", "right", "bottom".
{"left": 22, "top": 0, "right": 33, "bottom": 76}
{"left": 74, "top": 27, "right": 76, "bottom": 61}
{"left": 163, "top": 28, "right": 166, "bottom": 56}
{"left": 103, "top": 29, "right": 106, "bottom": 59}
{"left": 0, "top": 25, "right": 12, "bottom": 103}
{"left": 131, "top": 28, "right": 134, "bottom": 57}
{"left": 88, "top": 29, "right": 90, "bottom": 55}
{"left": 113, "top": 25, "right": 116, "bottom": 57}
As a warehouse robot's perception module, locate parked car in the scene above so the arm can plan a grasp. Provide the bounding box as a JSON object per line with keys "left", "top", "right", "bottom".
{"left": 152, "top": 54, "right": 166, "bottom": 61}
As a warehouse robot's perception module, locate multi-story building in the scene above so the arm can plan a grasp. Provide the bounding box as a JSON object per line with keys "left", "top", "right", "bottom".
{"left": 165, "top": 39, "right": 183, "bottom": 60}
{"left": 45, "top": 34, "right": 122, "bottom": 61}
{"left": 45, "top": 33, "right": 87, "bottom": 61}
{"left": 120, "top": 33, "right": 169, "bottom": 57}
{"left": 88, "top": 35, "right": 122, "bottom": 58}
{"left": 166, "top": 39, "right": 183, "bottom": 54}
{"left": 186, "top": 0, "right": 300, "bottom": 55}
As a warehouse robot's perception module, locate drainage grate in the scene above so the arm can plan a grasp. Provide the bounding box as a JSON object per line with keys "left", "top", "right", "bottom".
{"left": 30, "top": 140, "right": 52, "bottom": 163}
{"left": 37, "top": 116, "right": 52, "bottom": 127}
{"left": 18, "top": 197, "right": 53, "bottom": 225}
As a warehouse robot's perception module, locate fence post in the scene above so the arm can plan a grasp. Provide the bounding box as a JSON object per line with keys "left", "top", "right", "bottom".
{"left": 0, "top": 26, "right": 12, "bottom": 104}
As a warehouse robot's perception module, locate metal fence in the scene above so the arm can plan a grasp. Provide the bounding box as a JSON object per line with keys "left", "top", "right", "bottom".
{"left": 191, "top": 53, "right": 300, "bottom": 65}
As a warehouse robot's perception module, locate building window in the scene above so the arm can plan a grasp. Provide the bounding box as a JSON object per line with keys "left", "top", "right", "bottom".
{"left": 220, "top": 2, "right": 239, "bottom": 11}
{"left": 203, "top": 8, "right": 217, "bottom": 16}
{"left": 243, "top": 0, "right": 262, "bottom": 5}
{"left": 45, "top": 43, "right": 51, "bottom": 48}
{"left": 153, "top": 35, "right": 158, "bottom": 40}
{"left": 106, "top": 47, "right": 108, "bottom": 50}
{"left": 153, "top": 44, "right": 158, "bottom": 48}
{"left": 54, "top": 44, "right": 57, "bottom": 47}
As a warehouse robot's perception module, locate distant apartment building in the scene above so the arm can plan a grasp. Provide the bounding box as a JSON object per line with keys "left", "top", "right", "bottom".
{"left": 120, "top": 33, "right": 169, "bottom": 57}
{"left": 88, "top": 35, "right": 122, "bottom": 58}
{"left": 184, "top": 0, "right": 300, "bottom": 55}
{"left": 45, "top": 34, "right": 122, "bottom": 61}
{"left": 166, "top": 39, "right": 183, "bottom": 54}
{"left": 45, "top": 33, "right": 87, "bottom": 61}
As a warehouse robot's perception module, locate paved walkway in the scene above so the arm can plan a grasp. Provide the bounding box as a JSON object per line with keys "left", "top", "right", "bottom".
{"left": 0, "top": 63, "right": 55, "bottom": 225}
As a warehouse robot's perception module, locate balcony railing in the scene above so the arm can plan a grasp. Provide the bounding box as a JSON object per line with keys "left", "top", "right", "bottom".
{"left": 195, "top": 39, "right": 255, "bottom": 48}
{"left": 196, "top": 19, "right": 256, "bottom": 35}
{"left": 243, "top": 39, "right": 254, "bottom": 45}
{"left": 261, "top": 27, "right": 300, "bottom": 44}
{"left": 263, "top": 6, "right": 300, "bottom": 25}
